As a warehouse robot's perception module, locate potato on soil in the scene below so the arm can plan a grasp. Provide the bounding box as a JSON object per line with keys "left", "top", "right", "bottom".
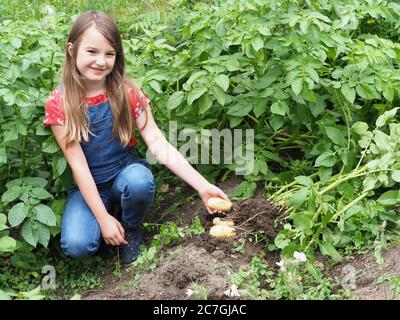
{"left": 212, "top": 217, "right": 235, "bottom": 227}
{"left": 209, "top": 225, "right": 236, "bottom": 239}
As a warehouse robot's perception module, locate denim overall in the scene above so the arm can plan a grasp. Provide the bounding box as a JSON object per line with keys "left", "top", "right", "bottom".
{"left": 60, "top": 98, "right": 155, "bottom": 259}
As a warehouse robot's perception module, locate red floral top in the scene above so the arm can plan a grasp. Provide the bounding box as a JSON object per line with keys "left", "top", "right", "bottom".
{"left": 43, "top": 84, "right": 148, "bottom": 147}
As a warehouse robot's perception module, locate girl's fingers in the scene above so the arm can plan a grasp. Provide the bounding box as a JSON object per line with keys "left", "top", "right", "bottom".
{"left": 117, "top": 222, "right": 126, "bottom": 240}
{"left": 107, "top": 238, "right": 116, "bottom": 246}
{"left": 116, "top": 233, "right": 127, "bottom": 245}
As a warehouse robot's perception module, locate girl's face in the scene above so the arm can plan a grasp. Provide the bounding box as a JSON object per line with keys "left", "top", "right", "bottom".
{"left": 68, "top": 25, "right": 116, "bottom": 90}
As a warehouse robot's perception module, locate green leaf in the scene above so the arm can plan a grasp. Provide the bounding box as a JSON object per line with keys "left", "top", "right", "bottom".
{"left": 377, "top": 190, "right": 400, "bottom": 206}
{"left": 293, "top": 212, "right": 312, "bottom": 232}
{"left": 167, "top": 91, "right": 185, "bottom": 110}
{"left": 271, "top": 101, "right": 289, "bottom": 116}
{"left": 315, "top": 152, "right": 336, "bottom": 167}
{"left": 37, "top": 222, "right": 50, "bottom": 248}
{"left": 376, "top": 107, "right": 399, "bottom": 128}
{"left": 227, "top": 102, "right": 253, "bottom": 117}
{"left": 24, "top": 177, "right": 48, "bottom": 188}
{"left": 300, "top": 20, "right": 308, "bottom": 33}
{"left": 290, "top": 187, "right": 309, "bottom": 209}
{"left": 319, "top": 166, "right": 332, "bottom": 183}
{"left": 325, "top": 126, "right": 347, "bottom": 146}
{"left": 274, "top": 233, "right": 290, "bottom": 249}
{"left": 148, "top": 80, "right": 162, "bottom": 94}
{"left": 21, "top": 220, "right": 39, "bottom": 247}
{"left": 0, "top": 236, "right": 17, "bottom": 254}
{"left": 10, "top": 38, "right": 22, "bottom": 49}
{"left": 212, "top": 85, "right": 227, "bottom": 105}
{"left": 295, "top": 176, "right": 313, "bottom": 187}
{"left": 54, "top": 156, "right": 67, "bottom": 178}
{"left": 16, "top": 122, "right": 27, "bottom": 135}
{"left": 269, "top": 115, "right": 284, "bottom": 131}
{"left": 251, "top": 36, "right": 264, "bottom": 52}
{"left": 341, "top": 150, "right": 355, "bottom": 168}
{"left": 383, "top": 83, "right": 394, "bottom": 102}
{"left": 0, "top": 147, "right": 7, "bottom": 164}
{"left": 0, "top": 213, "right": 6, "bottom": 226}
{"left": 214, "top": 74, "right": 230, "bottom": 92}
{"left": 2, "top": 186, "right": 22, "bottom": 203}
{"left": 291, "top": 79, "right": 303, "bottom": 96}
{"left": 256, "top": 25, "right": 271, "bottom": 36}
{"left": 374, "top": 131, "right": 391, "bottom": 153}
{"left": 34, "top": 204, "right": 56, "bottom": 227}
{"left": 391, "top": 170, "right": 400, "bottom": 182}
{"left": 36, "top": 126, "right": 51, "bottom": 136}
{"left": 253, "top": 100, "right": 266, "bottom": 118}
{"left": 198, "top": 94, "right": 213, "bottom": 114}
{"left": 228, "top": 116, "right": 243, "bottom": 128}
{"left": 183, "top": 71, "right": 207, "bottom": 90}
{"left": 341, "top": 83, "right": 355, "bottom": 104}
{"left": 42, "top": 137, "right": 59, "bottom": 154}
{"left": 225, "top": 57, "right": 240, "bottom": 71}
{"left": 345, "top": 205, "right": 362, "bottom": 218}
{"left": 147, "top": 246, "right": 157, "bottom": 260}
{"left": 8, "top": 202, "right": 29, "bottom": 227}
{"left": 319, "top": 241, "right": 341, "bottom": 261}
{"left": 31, "top": 188, "right": 53, "bottom": 200}
{"left": 356, "top": 83, "right": 380, "bottom": 100}
{"left": 6, "top": 178, "right": 22, "bottom": 189}
{"left": 187, "top": 87, "right": 207, "bottom": 105}
{"left": 363, "top": 175, "right": 377, "bottom": 191}
{"left": 4, "top": 127, "right": 18, "bottom": 142}
{"left": 230, "top": 180, "right": 257, "bottom": 199}
{"left": 352, "top": 122, "right": 369, "bottom": 136}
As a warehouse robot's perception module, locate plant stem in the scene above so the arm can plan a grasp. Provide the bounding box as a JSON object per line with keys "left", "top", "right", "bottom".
{"left": 319, "top": 167, "right": 367, "bottom": 195}
{"left": 332, "top": 191, "right": 369, "bottom": 221}
{"left": 19, "top": 135, "right": 27, "bottom": 179}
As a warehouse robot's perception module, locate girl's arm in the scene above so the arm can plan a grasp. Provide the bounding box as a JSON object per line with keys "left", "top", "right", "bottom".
{"left": 136, "top": 104, "right": 230, "bottom": 213}
{"left": 50, "top": 125, "right": 127, "bottom": 246}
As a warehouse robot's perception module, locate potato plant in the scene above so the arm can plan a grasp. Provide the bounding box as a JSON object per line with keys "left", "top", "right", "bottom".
{"left": 2, "top": 0, "right": 400, "bottom": 274}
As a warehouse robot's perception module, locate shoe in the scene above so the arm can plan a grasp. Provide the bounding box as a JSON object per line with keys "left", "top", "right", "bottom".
{"left": 121, "top": 227, "right": 143, "bottom": 265}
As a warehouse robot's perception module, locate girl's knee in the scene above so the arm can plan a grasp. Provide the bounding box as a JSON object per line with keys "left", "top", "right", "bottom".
{"left": 60, "top": 236, "right": 100, "bottom": 259}
{"left": 116, "top": 164, "right": 155, "bottom": 200}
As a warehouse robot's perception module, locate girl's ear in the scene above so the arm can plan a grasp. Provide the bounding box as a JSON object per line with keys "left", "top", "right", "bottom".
{"left": 67, "top": 42, "right": 74, "bottom": 58}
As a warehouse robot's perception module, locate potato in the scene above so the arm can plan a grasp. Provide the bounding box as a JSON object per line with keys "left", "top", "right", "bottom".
{"left": 212, "top": 217, "right": 235, "bottom": 227}
{"left": 209, "top": 225, "right": 236, "bottom": 239}
{"left": 207, "top": 197, "right": 232, "bottom": 212}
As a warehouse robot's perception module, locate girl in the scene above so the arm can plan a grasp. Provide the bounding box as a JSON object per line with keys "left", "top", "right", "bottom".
{"left": 43, "top": 11, "right": 230, "bottom": 265}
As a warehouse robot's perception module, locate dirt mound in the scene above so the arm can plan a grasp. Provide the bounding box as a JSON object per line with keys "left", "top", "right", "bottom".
{"left": 131, "top": 244, "right": 229, "bottom": 299}
{"left": 82, "top": 177, "right": 283, "bottom": 300}
{"left": 216, "top": 196, "right": 283, "bottom": 239}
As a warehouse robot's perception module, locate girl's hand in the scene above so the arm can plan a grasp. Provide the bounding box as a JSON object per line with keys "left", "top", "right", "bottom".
{"left": 199, "top": 183, "right": 231, "bottom": 214}
{"left": 98, "top": 214, "right": 128, "bottom": 246}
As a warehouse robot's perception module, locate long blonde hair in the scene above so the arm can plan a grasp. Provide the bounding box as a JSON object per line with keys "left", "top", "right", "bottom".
{"left": 61, "top": 11, "right": 145, "bottom": 146}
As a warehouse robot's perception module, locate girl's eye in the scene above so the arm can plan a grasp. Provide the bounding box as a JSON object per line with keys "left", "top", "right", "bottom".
{"left": 87, "top": 50, "right": 96, "bottom": 54}
{"left": 107, "top": 53, "right": 115, "bottom": 56}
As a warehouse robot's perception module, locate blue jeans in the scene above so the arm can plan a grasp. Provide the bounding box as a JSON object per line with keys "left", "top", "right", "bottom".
{"left": 60, "top": 161, "right": 155, "bottom": 259}
{"left": 59, "top": 99, "right": 155, "bottom": 259}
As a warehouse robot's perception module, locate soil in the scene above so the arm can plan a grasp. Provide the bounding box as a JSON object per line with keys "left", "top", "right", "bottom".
{"left": 81, "top": 175, "right": 400, "bottom": 300}
{"left": 325, "top": 243, "right": 400, "bottom": 300}
{"left": 82, "top": 175, "right": 283, "bottom": 300}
